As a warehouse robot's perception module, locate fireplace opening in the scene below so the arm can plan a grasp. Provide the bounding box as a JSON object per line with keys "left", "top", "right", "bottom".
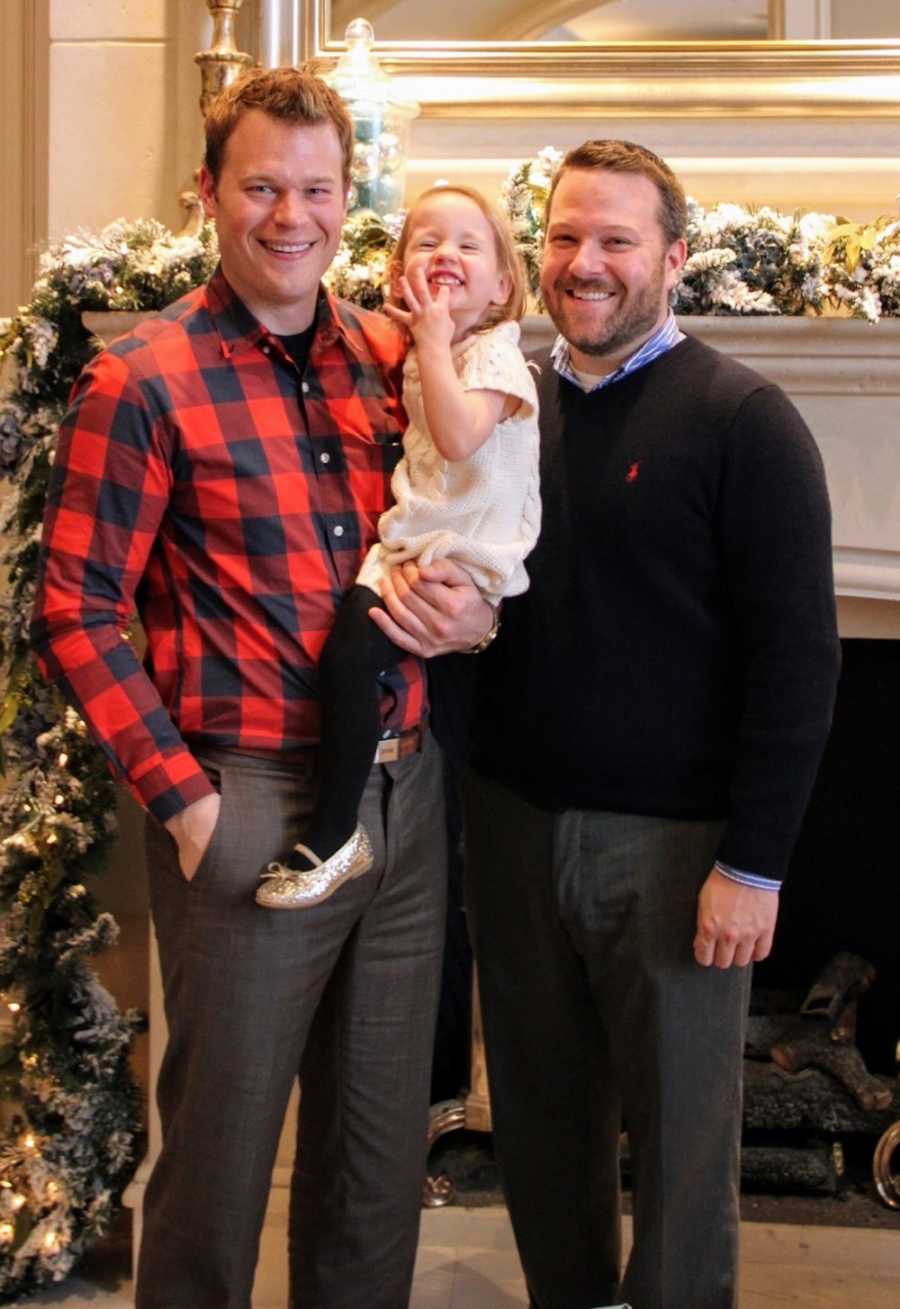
{"left": 757, "top": 638, "right": 900, "bottom": 1075}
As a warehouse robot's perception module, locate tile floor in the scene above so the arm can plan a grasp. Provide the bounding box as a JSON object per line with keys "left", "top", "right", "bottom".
{"left": 9, "top": 1204, "right": 900, "bottom": 1307}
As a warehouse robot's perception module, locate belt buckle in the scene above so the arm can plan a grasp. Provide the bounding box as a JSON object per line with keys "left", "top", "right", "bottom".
{"left": 375, "top": 736, "right": 400, "bottom": 764}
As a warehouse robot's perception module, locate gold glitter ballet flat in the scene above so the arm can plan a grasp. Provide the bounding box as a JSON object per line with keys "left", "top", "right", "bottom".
{"left": 255, "top": 825, "right": 374, "bottom": 910}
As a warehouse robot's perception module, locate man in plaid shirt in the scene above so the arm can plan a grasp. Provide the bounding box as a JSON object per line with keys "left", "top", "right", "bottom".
{"left": 32, "top": 67, "right": 491, "bottom": 1309}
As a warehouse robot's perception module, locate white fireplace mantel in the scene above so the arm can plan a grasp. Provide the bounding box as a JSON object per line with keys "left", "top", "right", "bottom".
{"left": 522, "top": 314, "right": 900, "bottom": 606}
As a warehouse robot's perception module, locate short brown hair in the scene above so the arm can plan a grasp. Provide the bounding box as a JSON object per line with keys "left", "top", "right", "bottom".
{"left": 388, "top": 185, "right": 528, "bottom": 331}
{"left": 546, "top": 140, "right": 687, "bottom": 247}
{"left": 204, "top": 65, "right": 354, "bottom": 186}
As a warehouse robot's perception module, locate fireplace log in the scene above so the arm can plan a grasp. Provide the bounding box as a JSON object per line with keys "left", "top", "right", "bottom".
{"left": 747, "top": 954, "right": 891, "bottom": 1111}
{"left": 745, "top": 1014, "right": 795, "bottom": 1059}
{"left": 799, "top": 951, "right": 877, "bottom": 1027}
{"left": 740, "top": 1142, "right": 843, "bottom": 1195}
{"left": 770, "top": 1030, "right": 893, "bottom": 1111}
{"left": 745, "top": 953, "right": 876, "bottom": 1059}
{"left": 746, "top": 1006, "right": 864, "bottom": 1058}
{"left": 623, "top": 1131, "right": 844, "bottom": 1195}
{"left": 746, "top": 1012, "right": 891, "bottom": 1111}
{"left": 743, "top": 1060, "right": 899, "bottom": 1134}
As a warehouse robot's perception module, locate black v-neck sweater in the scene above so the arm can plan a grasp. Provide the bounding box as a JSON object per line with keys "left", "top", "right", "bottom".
{"left": 470, "top": 335, "right": 841, "bottom": 881}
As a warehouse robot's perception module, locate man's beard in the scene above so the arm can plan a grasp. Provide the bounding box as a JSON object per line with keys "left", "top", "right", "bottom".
{"left": 544, "top": 265, "right": 669, "bottom": 360}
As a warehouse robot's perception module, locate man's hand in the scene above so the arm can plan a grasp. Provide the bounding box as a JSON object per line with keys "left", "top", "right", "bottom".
{"left": 164, "top": 791, "right": 221, "bottom": 882}
{"left": 693, "top": 867, "right": 779, "bottom": 969}
{"left": 368, "top": 559, "right": 494, "bottom": 657}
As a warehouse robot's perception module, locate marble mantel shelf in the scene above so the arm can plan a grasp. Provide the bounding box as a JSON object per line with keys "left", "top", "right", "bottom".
{"left": 521, "top": 314, "right": 900, "bottom": 605}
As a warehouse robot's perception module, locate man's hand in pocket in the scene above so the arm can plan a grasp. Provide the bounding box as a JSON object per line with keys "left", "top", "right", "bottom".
{"left": 164, "top": 792, "right": 222, "bottom": 882}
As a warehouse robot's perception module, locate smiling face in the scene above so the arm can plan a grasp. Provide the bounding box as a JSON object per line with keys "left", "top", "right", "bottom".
{"left": 540, "top": 167, "right": 687, "bottom": 374}
{"left": 398, "top": 191, "right": 512, "bottom": 342}
{"left": 198, "top": 109, "right": 347, "bottom": 334}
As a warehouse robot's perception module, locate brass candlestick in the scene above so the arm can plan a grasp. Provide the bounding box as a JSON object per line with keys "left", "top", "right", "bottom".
{"left": 195, "top": 0, "right": 254, "bottom": 117}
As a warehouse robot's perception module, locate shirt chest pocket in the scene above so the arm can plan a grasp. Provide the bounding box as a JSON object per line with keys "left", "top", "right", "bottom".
{"left": 304, "top": 388, "right": 405, "bottom": 484}
{"left": 338, "top": 423, "right": 404, "bottom": 508}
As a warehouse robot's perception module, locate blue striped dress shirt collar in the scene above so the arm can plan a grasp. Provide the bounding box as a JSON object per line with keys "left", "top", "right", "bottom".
{"left": 550, "top": 311, "right": 684, "bottom": 392}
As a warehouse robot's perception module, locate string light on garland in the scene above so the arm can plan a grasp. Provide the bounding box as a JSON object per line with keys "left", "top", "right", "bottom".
{"left": 42, "top": 1231, "right": 62, "bottom": 1255}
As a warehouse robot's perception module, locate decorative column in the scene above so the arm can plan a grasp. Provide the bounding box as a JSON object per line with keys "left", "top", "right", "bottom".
{"left": 257, "top": 0, "right": 303, "bottom": 69}
{"left": 195, "top": 0, "right": 255, "bottom": 117}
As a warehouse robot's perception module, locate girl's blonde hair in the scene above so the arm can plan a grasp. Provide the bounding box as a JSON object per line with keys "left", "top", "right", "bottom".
{"left": 388, "top": 185, "right": 527, "bottom": 331}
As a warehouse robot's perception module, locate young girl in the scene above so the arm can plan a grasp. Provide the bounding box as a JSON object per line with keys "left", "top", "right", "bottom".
{"left": 256, "top": 184, "right": 541, "bottom": 909}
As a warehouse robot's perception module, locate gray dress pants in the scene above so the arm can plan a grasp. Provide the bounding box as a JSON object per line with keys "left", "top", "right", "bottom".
{"left": 137, "top": 732, "right": 446, "bottom": 1309}
{"left": 464, "top": 770, "right": 751, "bottom": 1309}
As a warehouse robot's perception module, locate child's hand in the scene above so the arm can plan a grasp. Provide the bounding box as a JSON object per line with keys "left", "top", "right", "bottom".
{"left": 384, "top": 267, "right": 455, "bottom": 353}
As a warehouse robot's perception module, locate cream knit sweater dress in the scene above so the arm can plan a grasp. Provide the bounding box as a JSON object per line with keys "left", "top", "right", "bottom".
{"left": 356, "top": 320, "right": 541, "bottom": 604}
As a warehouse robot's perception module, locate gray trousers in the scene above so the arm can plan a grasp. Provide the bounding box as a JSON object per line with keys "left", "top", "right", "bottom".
{"left": 137, "top": 733, "right": 447, "bottom": 1309}
{"left": 463, "top": 770, "right": 751, "bottom": 1309}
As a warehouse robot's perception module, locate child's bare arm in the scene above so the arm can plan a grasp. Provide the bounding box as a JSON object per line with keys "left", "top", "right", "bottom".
{"left": 385, "top": 270, "right": 517, "bottom": 462}
{"left": 416, "top": 344, "right": 513, "bottom": 461}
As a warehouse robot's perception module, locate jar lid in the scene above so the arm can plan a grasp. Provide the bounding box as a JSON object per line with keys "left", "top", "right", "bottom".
{"left": 327, "top": 19, "right": 419, "bottom": 121}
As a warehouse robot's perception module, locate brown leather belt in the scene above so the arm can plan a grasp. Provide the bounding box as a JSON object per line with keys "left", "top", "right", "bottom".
{"left": 373, "top": 722, "right": 425, "bottom": 764}
{"left": 192, "top": 722, "right": 425, "bottom": 772}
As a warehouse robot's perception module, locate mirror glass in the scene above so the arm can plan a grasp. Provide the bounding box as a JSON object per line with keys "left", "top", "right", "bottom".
{"left": 326, "top": 0, "right": 900, "bottom": 43}
{"left": 328, "top": 0, "right": 773, "bottom": 44}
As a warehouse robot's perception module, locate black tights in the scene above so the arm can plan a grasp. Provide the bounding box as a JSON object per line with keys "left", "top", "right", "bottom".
{"left": 299, "top": 584, "right": 404, "bottom": 864}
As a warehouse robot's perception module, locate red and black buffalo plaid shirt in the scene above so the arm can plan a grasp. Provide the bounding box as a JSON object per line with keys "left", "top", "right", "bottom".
{"left": 31, "top": 270, "right": 423, "bottom": 822}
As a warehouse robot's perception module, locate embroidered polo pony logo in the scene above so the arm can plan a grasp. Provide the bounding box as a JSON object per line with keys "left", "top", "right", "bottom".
{"left": 626, "top": 461, "right": 641, "bottom": 483}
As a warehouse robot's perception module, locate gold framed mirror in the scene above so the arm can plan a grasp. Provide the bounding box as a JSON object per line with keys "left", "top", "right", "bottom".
{"left": 281, "top": 1, "right": 900, "bottom": 117}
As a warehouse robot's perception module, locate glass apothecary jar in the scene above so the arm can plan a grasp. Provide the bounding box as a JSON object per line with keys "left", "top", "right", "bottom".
{"left": 327, "top": 19, "right": 419, "bottom": 217}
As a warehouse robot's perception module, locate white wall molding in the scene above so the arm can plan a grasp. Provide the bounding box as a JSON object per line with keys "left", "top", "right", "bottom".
{"left": 833, "top": 549, "right": 900, "bottom": 602}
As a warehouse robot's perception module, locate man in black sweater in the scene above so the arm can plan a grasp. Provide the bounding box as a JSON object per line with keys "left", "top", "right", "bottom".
{"left": 463, "top": 142, "right": 841, "bottom": 1309}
